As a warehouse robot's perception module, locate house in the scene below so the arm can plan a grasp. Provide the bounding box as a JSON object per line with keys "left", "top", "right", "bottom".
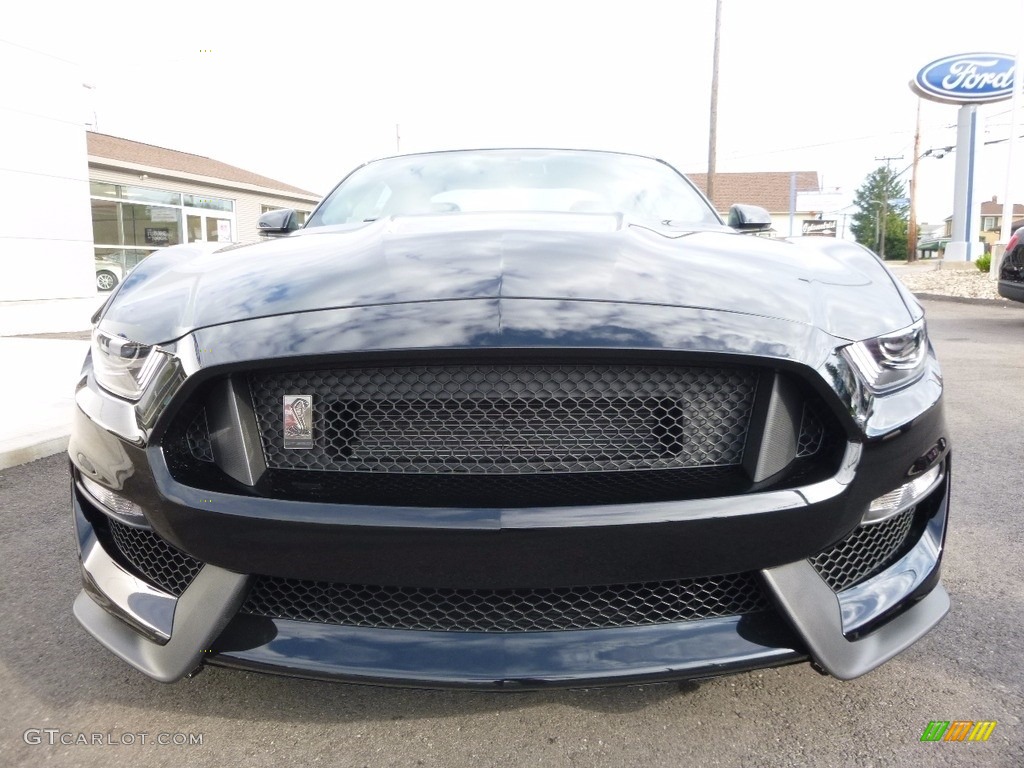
{"left": 914, "top": 222, "right": 949, "bottom": 258}
{"left": 688, "top": 171, "right": 823, "bottom": 236}
{"left": 943, "top": 196, "right": 1024, "bottom": 251}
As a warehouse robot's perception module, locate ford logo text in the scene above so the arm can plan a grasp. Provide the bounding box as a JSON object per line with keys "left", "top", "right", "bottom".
{"left": 912, "top": 52, "right": 1017, "bottom": 104}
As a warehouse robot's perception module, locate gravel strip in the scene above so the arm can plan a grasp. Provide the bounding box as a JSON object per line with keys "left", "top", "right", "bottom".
{"left": 892, "top": 266, "right": 1004, "bottom": 301}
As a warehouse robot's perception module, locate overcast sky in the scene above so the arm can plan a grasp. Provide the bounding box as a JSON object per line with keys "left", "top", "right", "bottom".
{"left": 7, "top": 0, "right": 1024, "bottom": 224}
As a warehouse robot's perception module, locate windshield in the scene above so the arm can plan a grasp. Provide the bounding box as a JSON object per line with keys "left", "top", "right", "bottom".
{"left": 306, "top": 150, "right": 719, "bottom": 227}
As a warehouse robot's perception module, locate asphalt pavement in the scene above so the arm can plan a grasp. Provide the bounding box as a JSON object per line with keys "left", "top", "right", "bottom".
{"left": 0, "top": 298, "right": 1021, "bottom": 768}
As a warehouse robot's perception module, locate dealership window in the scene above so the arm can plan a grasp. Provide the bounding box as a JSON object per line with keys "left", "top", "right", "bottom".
{"left": 183, "top": 193, "right": 234, "bottom": 212}
{"left": 90, "top": 181, "right": 182, "bottom": 206}
{"left": 91, "top": 198, "right": 183, "bottom": 247}
{"left": 90, "top": 181, "right": 236, "bottom": 290}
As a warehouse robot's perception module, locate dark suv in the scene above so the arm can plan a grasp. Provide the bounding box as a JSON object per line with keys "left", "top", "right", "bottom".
{"left": 998, "top": 226, "right": 1024, "bottom": 303}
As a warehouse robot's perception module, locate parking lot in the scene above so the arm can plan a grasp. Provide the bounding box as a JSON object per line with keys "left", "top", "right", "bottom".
{"left": 0, "top": 297, "right": 1021, "bottom": 768}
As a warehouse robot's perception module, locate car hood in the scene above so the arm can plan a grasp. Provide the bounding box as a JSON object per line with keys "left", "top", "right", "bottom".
{"left": 99, "top": 213, "right": 916, "bottom": 345}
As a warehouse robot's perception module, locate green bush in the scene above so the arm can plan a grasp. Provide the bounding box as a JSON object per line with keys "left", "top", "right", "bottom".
{"left": 976, "top": 254, "right": 991, "bottom": 272}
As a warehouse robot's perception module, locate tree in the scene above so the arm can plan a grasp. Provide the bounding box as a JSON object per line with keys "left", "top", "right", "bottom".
{"left": 850, "top": 166, "right": 909, "bottom": 260}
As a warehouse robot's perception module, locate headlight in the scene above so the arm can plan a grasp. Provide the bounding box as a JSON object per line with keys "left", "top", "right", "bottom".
{"left": 91, "top": 328, "right": 168, "bottom": 400}
{"left": 843, "top": 319, "right": 928, "bottom": 393}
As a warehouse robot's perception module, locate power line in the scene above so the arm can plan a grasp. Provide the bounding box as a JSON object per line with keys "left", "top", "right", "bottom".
{"left": 874, "top": 154, "right": 904, "bottom": 169}
{"left": 722, "top": 132, "right": 911, "bottom": 161}
{"left": 0, "top": 37, "right": 79, "bottom": 65}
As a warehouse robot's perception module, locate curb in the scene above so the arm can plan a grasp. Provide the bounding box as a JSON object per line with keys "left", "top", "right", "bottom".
{"left": 0, "top": 430, "right": 69, "bottom": 471}
{"left": 913, "top": 293, "right": 1024, "bottom": 308}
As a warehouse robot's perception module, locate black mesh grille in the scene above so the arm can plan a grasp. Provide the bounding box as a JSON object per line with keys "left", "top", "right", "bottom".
{"left": 241, "top": 573, "right": 769, "bottom": 632}
{"left": 796, "top": 401, "right": 826, "bottom": 458}
{"left": 248, "top": 364, "right": 758, "bottom": 475}
{"left": 107, "top": 519, "right": 203, "bottom": 596}
{"left": 186, "top": 409, "right": 214, "bottom": 463}
{"left": 809, "top": 507, "right": 916, "bottom": 592}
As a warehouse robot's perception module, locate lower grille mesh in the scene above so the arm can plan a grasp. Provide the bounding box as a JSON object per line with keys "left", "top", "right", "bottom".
{"left": 106, "top": 519, "right": 202, "bottom": 597}
{"left": 809, "top": 507, "right": 916, "bottom": 592}
{"left": 101, "top": 504, "right": 922, "bottom": 630}
{"left": 241, "top": 573, "right": 769, "bottom": 632}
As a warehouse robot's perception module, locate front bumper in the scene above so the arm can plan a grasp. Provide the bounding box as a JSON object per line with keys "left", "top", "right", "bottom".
{"left": 72, "top": 463, "right": 950, "bottom": 687}
{"left": 69, "top": 300, "right": 951, "bottom": 687}
{"left": 998, "top": 279, "right": 1024, "bottom": 303}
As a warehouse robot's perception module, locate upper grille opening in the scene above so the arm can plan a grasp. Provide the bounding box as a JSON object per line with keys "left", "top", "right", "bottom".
{"left": 164, "top": 357, "right": 845, "bottom": 507}
{"left": 249, "top": 364, "right": 758, "bottom": 475}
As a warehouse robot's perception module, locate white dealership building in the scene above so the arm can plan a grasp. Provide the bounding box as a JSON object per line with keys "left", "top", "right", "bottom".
{"left": 0, "top": 40, "right": 318, "bottom": 333}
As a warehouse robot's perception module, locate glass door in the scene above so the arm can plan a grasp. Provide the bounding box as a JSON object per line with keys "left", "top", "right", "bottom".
{"left": 185, "top": 210, "right": 234, "bottom": 244}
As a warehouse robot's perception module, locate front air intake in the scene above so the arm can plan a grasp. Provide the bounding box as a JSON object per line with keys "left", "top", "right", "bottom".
{"left": 249, "top": 363, "right": 758, "bottom": 475}
{"left": 163, "top": 356, "right": 844, "bottom": 507}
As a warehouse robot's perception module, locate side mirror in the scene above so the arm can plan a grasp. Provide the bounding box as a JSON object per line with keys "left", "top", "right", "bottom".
{"left": 257, "top": 208, "right": 299, "bottom": 236}
{"left": 728, "top": 204, "right": 772, "bottom": 233}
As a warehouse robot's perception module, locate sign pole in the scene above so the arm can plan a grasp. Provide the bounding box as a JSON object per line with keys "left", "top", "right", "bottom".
{"left": 910, "top": 52, "right": 1018, "bottom": 263}
{"left": 946, "top": 105, "right": 979, "bottom": 262}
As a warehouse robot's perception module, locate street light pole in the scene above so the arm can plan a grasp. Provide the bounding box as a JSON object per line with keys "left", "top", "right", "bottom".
{"left": 876, "top": 206, "right": 881, "bottom": 254}
{"left": 866, "top": 200, "right": 882, "bottom": 256}
{"left": 879, "top": 196, "right": 888, "bottom": 260}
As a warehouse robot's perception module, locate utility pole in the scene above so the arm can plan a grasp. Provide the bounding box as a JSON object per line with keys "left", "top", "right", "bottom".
{"left": 706, "top": 0, "right": 722, "bottom": 204}
{"left": 875, "top": 154, "right": 904, "bottom": 260}
{"left": 789, "top": 172, "right": 796, "bottom": 237}
{"left": 908, "top": 102, "right": 921, "bottom": 262}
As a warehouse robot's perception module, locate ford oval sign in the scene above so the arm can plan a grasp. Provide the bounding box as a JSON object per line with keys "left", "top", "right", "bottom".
{"left": 912, "top": 53, "right": 1017, "bottom": 104}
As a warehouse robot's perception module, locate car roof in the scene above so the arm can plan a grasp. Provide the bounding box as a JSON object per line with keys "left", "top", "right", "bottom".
{"left": 362, "top": 147, "right": 671, "bottom": 167}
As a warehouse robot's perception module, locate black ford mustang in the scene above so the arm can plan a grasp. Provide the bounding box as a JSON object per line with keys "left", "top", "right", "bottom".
{"left": 70, "top": 149, "right": 950, "bottom": 688}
